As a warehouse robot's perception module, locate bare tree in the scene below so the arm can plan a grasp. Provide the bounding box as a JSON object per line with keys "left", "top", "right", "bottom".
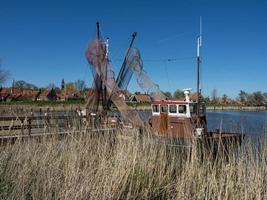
{"left": 211, "top": 89, "right": 218, "bottom": 102}
{"left": 75, "top": 80, "right": 86, "bottom": 91}
{"left": 47, "top": 83, "right": 56, "bottom": 89}
{"left": 0, "top": 67, "right": 9, "bottom": 85}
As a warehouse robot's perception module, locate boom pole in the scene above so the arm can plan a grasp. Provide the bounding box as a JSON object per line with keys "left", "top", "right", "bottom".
{"left": 106, "top": 32, "right": 137, "bottom": 109}
{"left": 116, "top": 32, "right": 137, "bottom": 89}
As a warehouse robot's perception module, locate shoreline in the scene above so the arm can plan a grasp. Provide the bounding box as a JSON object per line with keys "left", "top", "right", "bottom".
{"left": 206, "top": 106, "right": 266, "bottom": 111}
{"left": 0, "top": 104, "right": 266, "bottom": 112}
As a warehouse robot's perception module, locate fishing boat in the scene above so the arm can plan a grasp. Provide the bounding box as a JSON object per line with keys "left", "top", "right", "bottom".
{"left": 148, "top": 18, "right": 243, "bottom": 143}
{"left": 149, "top": 89, "right": 243, "bottom": 142}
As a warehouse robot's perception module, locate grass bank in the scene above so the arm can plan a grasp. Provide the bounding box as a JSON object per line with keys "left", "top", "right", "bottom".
{"left": 0, "top": 129, "right": 266, "bottom": 199}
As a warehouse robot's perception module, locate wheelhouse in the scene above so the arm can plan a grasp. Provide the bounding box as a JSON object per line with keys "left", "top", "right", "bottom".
{"left": 151, "top": 100, "right": 206, "bottom": 118}
{"left": 149, "top": 90, "right": 207, "bottom": 137}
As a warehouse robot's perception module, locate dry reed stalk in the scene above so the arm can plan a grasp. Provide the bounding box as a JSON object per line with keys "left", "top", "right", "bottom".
{"left": 0, "top": 129, "right": 266, "bottom": 199}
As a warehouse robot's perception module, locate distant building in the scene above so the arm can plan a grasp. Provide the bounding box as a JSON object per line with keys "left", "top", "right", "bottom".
{"left": 188, "top": 93, "right": 197, "bottom": 102}
{"left": 37, "top": 89, "right": 57, "bottom": 101}
{"left": 60, "top": 90, "right": 83, "bottom": 101}
{"left": 0, "top": 88, "right": 41, "bottom": 102}
{"left": 0, "top": 88, "right": 11, "bottom": 102}
{"left": 20, "top": 90, "right": 40, "bottom": 101}
{"left": 130, "top": 94, "right": 151, "bottom": 103}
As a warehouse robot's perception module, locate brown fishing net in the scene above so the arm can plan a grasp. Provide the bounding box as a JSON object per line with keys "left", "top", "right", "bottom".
{"left": 85, "top": 39, "right": 144, "bottom": 127}
{"left": 125, "top": 47, "right": 165, "bottom": 100}
{"left": 85, "top": 28, "right": 166, "bottom": 129}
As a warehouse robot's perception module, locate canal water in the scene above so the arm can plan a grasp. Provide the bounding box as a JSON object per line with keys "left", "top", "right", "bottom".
{"left": 207, "top": 110, "right": 267, "bottom": 137}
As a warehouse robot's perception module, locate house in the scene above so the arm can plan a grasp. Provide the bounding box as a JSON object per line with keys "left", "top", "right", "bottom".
{"left": 60, "top": 90, "right": 83, "bottom": 101}
{"left": 37, "top": 89, "right": 57, "bottom": 101}
{"left": 130, "top": 94, "right": 151, "bottom": 103}
{"left": 20, "top": 89, "right": 41, "bottom": 101}
{"left": 0, "top": 88, "right": 11, "bottom": 102}
{"left": 120, "top": 90, "right": 131, "bottom": 101}
{"left": 189, "top": 93, "right": 198, "bottom": 102}
{"left": 8, "top": 89, "right": 22, "bottom": 101}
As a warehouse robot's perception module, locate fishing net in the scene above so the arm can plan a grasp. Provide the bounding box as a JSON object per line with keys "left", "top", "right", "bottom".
{"left": 125, "top": 47, "right": 165, "bottom": 100}
{"left": 86, "top": 39, "right": 144, "bottom": 127}
{"left": 85, "top": 30, "right": 165, "bottom": 128}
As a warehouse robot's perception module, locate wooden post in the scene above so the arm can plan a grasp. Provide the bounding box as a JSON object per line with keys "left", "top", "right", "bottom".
{"left": 28, "top": 118, "right": 31, "bottom": 136}
{"left": 21, "top": 119, "right": 24, "bottom": 135}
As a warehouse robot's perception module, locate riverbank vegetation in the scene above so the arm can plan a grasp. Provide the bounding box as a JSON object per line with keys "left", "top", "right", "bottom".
{"left": 0, "top": 129, "right": 266, "bottom": 199}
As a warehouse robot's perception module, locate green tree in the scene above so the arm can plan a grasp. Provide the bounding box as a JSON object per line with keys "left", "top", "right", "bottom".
{"left": 222, "top": 94, "right": 228, "bottom": 104}
{"left": 203, "top": 96, "right": 210, "bottom": 103}
{"left": 263, "top": 92, "right": 267, "bottom": 103}
{"left": 252, "top": 91, "right": 264, "bottom": 105}
{"left": 238, "top": 90, "right": 247, "bottom": 104}
{"left": 65, "top": 82, "right": 76, "bottom": 90}
{"left": 163, "top": 91, "right": 172, "bottom": 100}
{"left": 173, "top": 89, "right": 184, "bottom": 100}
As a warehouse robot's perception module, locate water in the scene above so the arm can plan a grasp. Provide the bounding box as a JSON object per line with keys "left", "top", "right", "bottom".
{"left": 207, "top": 110, "right": 267, "bottom": 137}
{"left": 140, "top": 110, "right": 267, "bottom": 138}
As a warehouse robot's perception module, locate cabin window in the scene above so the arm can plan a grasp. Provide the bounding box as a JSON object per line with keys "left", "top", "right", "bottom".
{"left": 169, "top": 104, "right": 177, "bottom": 113}
{"left": 152, "top": 105, "right": 159, "bottom": 113}
{"left": 160, "top": 105, "right": 168, "bottom": 113}
{"left": 178, "top": 105, "right": 187, "bottom": 114}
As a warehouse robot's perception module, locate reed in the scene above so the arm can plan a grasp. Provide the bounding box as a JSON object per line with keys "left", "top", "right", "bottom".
{"left": 0, "top": 128, "right": 266, "bottom": 199}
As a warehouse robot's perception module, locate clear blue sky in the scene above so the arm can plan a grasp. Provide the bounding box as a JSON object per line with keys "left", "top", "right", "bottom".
{"left": 0, "top": 0, "right": 266, "bottom": 98}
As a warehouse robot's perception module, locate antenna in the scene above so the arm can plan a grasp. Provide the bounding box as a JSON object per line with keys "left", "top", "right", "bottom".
{"left": 196, "top": 16, "right": 202, "bottom": 117}
{"left": 106, "top": 37, "right": 109, "bottom": 59}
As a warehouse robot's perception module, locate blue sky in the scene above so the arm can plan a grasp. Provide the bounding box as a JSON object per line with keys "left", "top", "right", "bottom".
{"left": 0, "top": 0, "right": 266, "bottom": 98}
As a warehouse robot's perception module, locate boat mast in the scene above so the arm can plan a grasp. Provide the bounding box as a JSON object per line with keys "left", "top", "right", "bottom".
{"left": 96, "top": 21, "right": 100, "bottom": 40}
{"left": 196, "top": 17, "right": 202, "bottom": 117}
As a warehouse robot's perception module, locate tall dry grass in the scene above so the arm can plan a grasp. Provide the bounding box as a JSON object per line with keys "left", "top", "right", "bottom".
{"left": 0, "top": 129, "right": 266, "bottom": 199}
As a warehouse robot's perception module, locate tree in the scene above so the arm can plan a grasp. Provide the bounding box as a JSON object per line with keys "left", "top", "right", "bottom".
{"left": 163, "top": 91, "right": 172, "bottom": 100}
{"left": 203, "top": 96, "right": 210, "bottom": 103}
{"left": 47, "top": 83, "right": 56, "bottom": 89}
{"left": 14, "top": 80, "right": 37, "bottom": 90}
{"left": 173, "top": 89, "right": 184, "bottom": 100}
{"left": 211, "top": 89, "right": 218, "bottom": 102}
{"left": 263, "top": 92, "right": 267, "bottom": 103}
{"left": 238, "top": 90, "right": 247, "bottom": 104}
{"left": 0, "top": 67, "right": 9, "bottom": 85}
{"left": 75, "top": 80, "right": 86, "bottom": 91}
{"left": 252, "top": 91, "right": 264, "bottom": 106}
{"left": 65, "top": 82, "right": 75, "bottom": 90}
{"left": 222, "top": 94, "right": 228, "bottom": 104}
